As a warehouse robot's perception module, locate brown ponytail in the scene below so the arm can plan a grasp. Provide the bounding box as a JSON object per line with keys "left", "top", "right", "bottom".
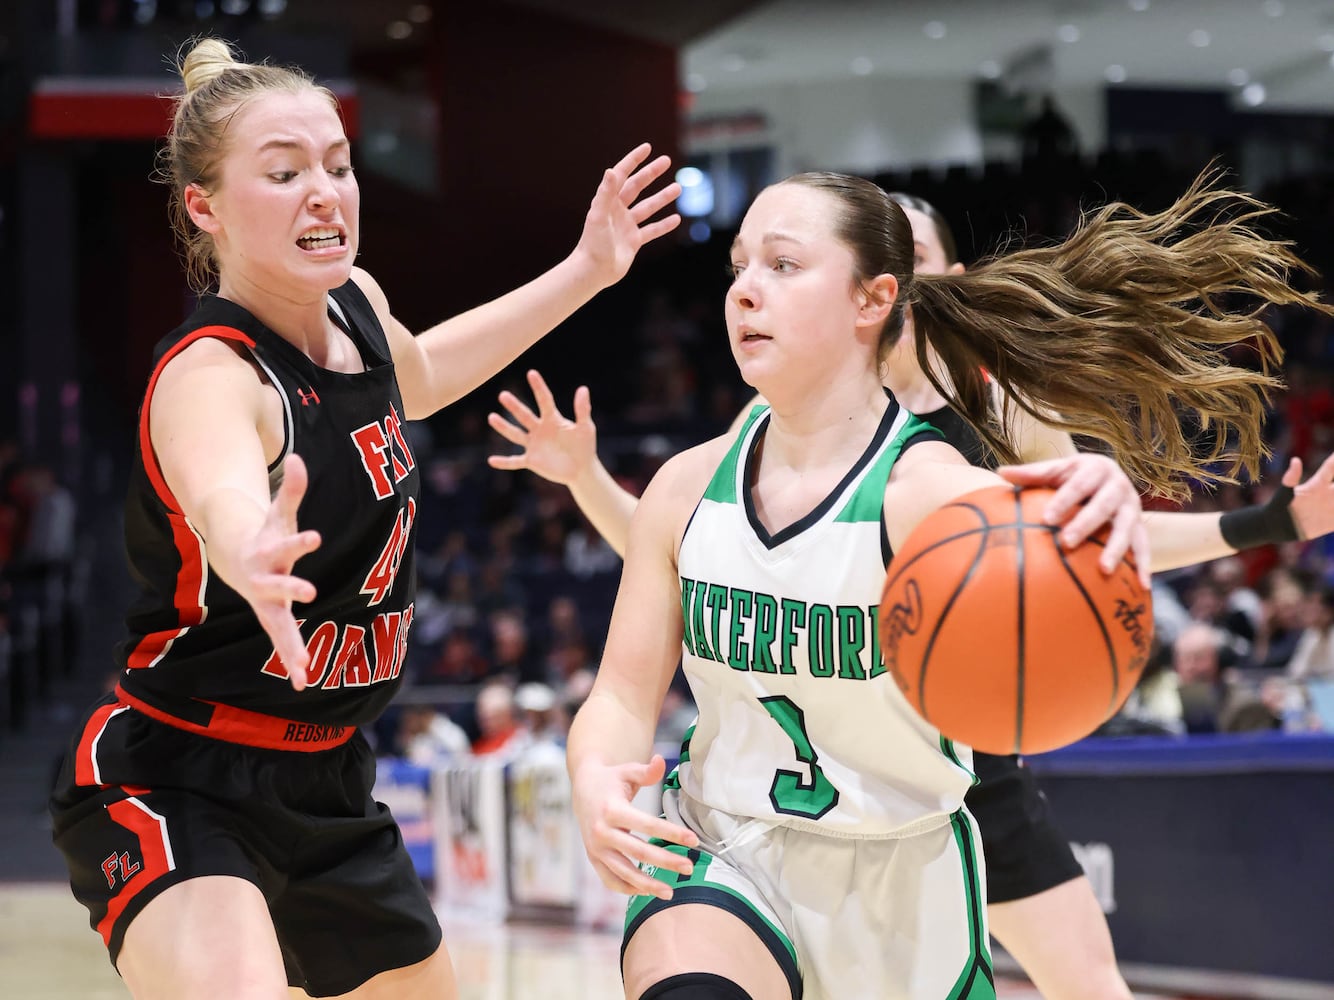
{"left": 905, "top": 168, "right": 1324, "bottom": 500}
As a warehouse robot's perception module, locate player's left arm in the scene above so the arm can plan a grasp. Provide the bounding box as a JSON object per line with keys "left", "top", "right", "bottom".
{"left": 1142, "top": 454, "right": 1333, "bottom": 570}
{"left": 1005, "top": 388, "right": 1333, "bottom": 572}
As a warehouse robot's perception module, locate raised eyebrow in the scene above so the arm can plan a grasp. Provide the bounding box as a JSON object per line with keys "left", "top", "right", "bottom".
{"left": 730, "top": 231, "right": 806, "bottom": 254}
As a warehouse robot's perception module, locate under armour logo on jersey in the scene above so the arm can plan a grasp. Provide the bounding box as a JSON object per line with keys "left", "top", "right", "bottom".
{"left": 297, "top": 388, "right": 321, "bottom": 406}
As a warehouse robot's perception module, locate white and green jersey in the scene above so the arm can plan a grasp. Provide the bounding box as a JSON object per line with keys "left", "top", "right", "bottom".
{"left": 674, "top": 401, "right": 975, "bottom": 838}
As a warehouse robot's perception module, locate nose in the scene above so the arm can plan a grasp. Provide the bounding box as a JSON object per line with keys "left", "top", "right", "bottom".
{"left": 308, "top": 171, "right": 340, "bottom": 213}
{"left": 728, "top": 268, "right": 757, "bottom": 312}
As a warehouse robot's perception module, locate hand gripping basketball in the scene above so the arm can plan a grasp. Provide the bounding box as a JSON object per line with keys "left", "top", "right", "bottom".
{"left": 878, "top": 484, "right": 1153, "bottom": 754}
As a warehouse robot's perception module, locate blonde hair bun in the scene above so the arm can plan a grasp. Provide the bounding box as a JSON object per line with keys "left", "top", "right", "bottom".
{"left": 179, "top": 37, "right": 240, "bottom": 95}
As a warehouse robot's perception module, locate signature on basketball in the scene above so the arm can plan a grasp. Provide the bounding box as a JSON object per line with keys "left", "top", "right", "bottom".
{"left": 1113, "top": 598, "right": 1151, "bottom": 670}
{"left": 881, "top": 580, "right": 923, "bottom": 682}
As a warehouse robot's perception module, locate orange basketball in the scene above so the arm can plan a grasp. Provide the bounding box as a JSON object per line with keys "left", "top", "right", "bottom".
{"left": 878, "top": 484, "right": 1153, "bottom": 755}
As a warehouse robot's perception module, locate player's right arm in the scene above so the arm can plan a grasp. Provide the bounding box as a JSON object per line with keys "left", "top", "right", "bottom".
{"left": 149, "top": 342, "right": 321, "bottom": 689}
{"left": 566, "top": 441, "right": 725, "bottom": 899}
{"left": 487, "top": 374, "right": 771, "bottom": 558}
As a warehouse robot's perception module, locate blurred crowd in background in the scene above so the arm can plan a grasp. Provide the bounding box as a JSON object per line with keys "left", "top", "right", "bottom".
{"left": 6, "top": 145, "right": 1334, "bottom": 766}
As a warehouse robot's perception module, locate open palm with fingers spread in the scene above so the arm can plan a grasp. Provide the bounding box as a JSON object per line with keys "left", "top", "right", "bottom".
{"left": 487, "top": 370, "right": 598, "bottom": 485}
{"left": 239, "top": 453, "right": 321, "bottom": 691}
{"left": 575, "top": 143, "right": 682, "bottom": 288}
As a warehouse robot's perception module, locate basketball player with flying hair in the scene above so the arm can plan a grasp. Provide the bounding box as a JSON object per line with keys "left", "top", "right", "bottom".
{"left": 490, "top": 188, "right": 1334, "bottom": 999}
{"left": 503, "top": 171, "right": 1332, "bottom": 999}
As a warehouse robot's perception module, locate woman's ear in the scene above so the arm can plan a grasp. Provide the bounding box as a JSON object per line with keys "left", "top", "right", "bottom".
{"left": 183, "top": 183, "right": 220, "bottom": 234}
{"left": 857, "top": 273, "right": 899, "bottom": 327}
{"left": 948, "top": 261, "right": 966, "bottom": 276}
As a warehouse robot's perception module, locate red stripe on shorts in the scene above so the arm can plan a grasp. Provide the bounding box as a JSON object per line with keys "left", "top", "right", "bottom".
{"left": 97, "top": 797, "right": 176, "bottom": 947}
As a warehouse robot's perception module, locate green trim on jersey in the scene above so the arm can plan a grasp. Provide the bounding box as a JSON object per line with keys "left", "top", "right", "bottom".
{"left": 945, "top": 809, "right": 996, "bottom": 1000}
{"left": 834, "top": 413, "right": 941, "bottom": 523}
{"left": 625, "top": 842, "right": 800, "bottom": 971}
{"left": 701, "top": 405, "right": 769, "bottom": 505}
{"left": 940, "top": 734, "right": 979, "bottom": 786}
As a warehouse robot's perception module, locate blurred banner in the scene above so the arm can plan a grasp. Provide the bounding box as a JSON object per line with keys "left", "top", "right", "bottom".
{"left": 508, "top": 753, "right": 582, "bottom": 908}
{"left": 430, "top": 760, "right": 509, "bottom": 922}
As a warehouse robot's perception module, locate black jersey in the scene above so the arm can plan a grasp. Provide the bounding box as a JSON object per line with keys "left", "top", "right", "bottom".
{"left": 116, "top": 281, "right": 418, "bottom": 746}
{"left": 916, "top": 403, "right": 995, "bottom": 470}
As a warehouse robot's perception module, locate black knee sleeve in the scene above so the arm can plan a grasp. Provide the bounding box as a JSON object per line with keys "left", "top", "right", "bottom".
{"left": 639, "top": 972, "right": 755, "bottom": 1000}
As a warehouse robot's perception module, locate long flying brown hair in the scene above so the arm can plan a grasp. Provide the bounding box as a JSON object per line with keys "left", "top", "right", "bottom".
{"left": 785, "top": 169, "right": 1326, "bottom": 500}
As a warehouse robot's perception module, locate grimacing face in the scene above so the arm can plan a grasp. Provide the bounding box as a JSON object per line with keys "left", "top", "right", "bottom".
{"left": 190, "top": 88, "right": 359, "bottom": 299}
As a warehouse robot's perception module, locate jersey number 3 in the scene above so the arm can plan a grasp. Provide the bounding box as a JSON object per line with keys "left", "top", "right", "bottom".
{"left": 759, "top": 695, "right": 840, "bottom": 820}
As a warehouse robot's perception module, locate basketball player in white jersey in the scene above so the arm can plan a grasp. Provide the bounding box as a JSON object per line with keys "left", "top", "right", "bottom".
{"left": 490, "top": 192, "right": 1334, "bottom": 999}
{"left": 554, "top": 170, "right": 1320, "bottom": 999}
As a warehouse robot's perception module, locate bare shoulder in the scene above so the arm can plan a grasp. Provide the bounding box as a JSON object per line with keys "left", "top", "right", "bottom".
{"left": 883, "top": 439, "right": 1001, "bottom": 549}
{"left": 349, "top": 266, "right": 392, "bottom": 318}
{"left": 154, "top": 335, "right": 264, "bottom": 397}
{"left": 648, "top": 435, "right": 732, "bottom": 502}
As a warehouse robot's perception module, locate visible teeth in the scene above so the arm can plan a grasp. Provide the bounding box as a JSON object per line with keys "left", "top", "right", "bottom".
{"left": 298, "top": 230, "right": 342, "bottom": 250}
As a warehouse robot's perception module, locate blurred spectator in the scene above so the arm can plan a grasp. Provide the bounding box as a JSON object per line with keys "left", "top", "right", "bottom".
{"left": 472, "top": 681, "right": 524, "bottom": 757}
{"left": 1251, "top": 569, "right": 1312, "bottom": 670}
{"left": 1183, "top": 578, "right": 1252, "bottom": 662}
{"left": 1208, "top": 556, "right": 1264, "bottom": 640}
{"left": 474, "top": 555, "right": 526, "bottom": 621}
{"left": 1287, "top": 585, "right": 1334, "bottom": 681}
{"left": 425, "top": 628, "right": 489, "bottom": 684}
{"left": 489, "top": 608, "right": 543, "bottom": 684}
{"left": 1021, "top": 94, "right": 1078, "bottom": 165}
{"left": 1174, "top": 623, "right": 1274, "bottom": 733}
{"left": 514, "top": 681, "right": 567, "bottom": 757}
{"left": 15, "top": 464, "right": 77, "bottom": 569}
{"left": 545, "top": 638, "right": 595, "bottom": 689}
{"left": 544, "top": 595, "right": 586, "bottom": 649}
{"left": 397, "top": 704, "right": 471, "bottom": 766}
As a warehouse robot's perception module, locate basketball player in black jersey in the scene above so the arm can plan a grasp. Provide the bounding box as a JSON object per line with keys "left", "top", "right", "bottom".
{"left": 486, "top": 195, "right": 1334, "bottom": 1000}
{"left": 48, "top": 38, "right": 681, "bottom": 1000}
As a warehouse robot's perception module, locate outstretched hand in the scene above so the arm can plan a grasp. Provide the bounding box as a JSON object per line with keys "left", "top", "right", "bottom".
{"left": 240, "top": 453, "right": 321, "bottom": 691}
{"left": 997, "top": 453, "right": 1151, "bottom": 588}
{"left": 488, "top": 370, "right": 598, "bottom": 486}
{"left": 1283, "top": 452, "right": 1334, "bottom": 541}
{"left": 575, "top": 143, "right": 682, "bottom": 288}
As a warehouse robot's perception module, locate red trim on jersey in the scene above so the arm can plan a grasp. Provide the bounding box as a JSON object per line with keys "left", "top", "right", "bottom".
{"left": 139, "top": 325, "right": 257, "bottom": 513}
{"left": 75, "top": 701, "right": 130, "bottom": 787}
{"left": 127, "top": 326, "right": 256, "bottom": 670}
{"left": 114, "top": 683, "right": 355, "bottom": 752}
{"left": 96, "top": 797, "right": 175, "bottom": 947}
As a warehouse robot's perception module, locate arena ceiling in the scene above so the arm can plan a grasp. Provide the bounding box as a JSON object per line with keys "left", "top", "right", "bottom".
{"left": 683, "top": 0, "right": 1334, "bottom": 112}
{"left": 275, "top": 0, "right": 1334, "bottom": 112}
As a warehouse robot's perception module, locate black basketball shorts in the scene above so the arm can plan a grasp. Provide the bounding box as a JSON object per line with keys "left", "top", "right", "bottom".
{"left": 49, "top": 692, "right": 442, "bottom": 997}
{"left": 965, "top": 751, "right": 1084, "bottom": 904}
